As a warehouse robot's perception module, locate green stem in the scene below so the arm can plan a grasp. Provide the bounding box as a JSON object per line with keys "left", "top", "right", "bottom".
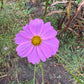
{"left": 1, "top": 0, "right": 3, "bottom": 9}
{"left": 55, "top": 55, "right": 83, "bottom": 84}
{"left": 40, "top": 63, "right": 44, "bottom": 84}
{"left": 33, "top": 64, "right": 36, "bottom": 84}
{"left": 42, "top": 0, "right": 49, "bottom": 20}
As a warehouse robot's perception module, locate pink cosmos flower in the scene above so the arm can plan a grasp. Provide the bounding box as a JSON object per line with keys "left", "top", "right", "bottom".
{"left": 15, "top": 19, "right": 59, "bottom": 64}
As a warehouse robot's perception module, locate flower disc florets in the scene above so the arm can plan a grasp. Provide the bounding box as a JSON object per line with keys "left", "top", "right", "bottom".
{"left": 31, "top": 36, "right": 42, "bottom": 46}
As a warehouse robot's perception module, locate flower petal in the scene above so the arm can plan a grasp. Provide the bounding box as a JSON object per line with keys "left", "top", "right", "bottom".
{"left": 29, "top": 19, "right": 44, "bottom": 35}
{"left": 16, "top": 41, "right": 33, "bottom": 58}
{"left": 41, "top": 29, "right": 57, "bottom": 39}
{"left": 23, "top": 24, "right": 29, "bottom": 31}
{"left": 14, "top": 33, "right": 29, "bottom": 44}
{"left": 20, "top": 30, "right": 33, "bottom": 39}
{"left": 38, "top": 44, "right": 52, "bottom": 59}
{"left": 42, "top": 29, "right": 57, "bottom": 39}
{"left": 23, "top": 24, "right": 34, "bottom": 35}
{"left": 40, "top": 22, "right": 57, "bottom": 39}
{"left": 42, "top": 38, "right": 59, "bottom": 55}
{"left": 40, "top": 22, "right": 52, "bottom": 34}
{"left": 37, "top": 46, "right": 46, "bottom": 62}
{"left": 27, "top": 47, "right": 40, "bottom": 64}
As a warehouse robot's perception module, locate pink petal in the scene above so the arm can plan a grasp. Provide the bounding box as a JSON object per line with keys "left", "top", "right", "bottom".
{"left": 23, "top": 24, "right": 34, "bottom": 35}
{"left": 42, "top": 38, "right": 59, "bottom": 55}
{"left": 37, "top": 46, "right": 46, "bottom": 62}
{"left": 27, "top": 47, "right": 40, "bottom": 64}
{"left": 20, "top": 30, "right": 33, "bottom": 39}
{"left": 41, "top": 29, "right": 57, "bottom": 39}
{"left": 40, "top": 22, "right": 52, "bottom": 35}
{"left": 38, "top": 44, "right": 52, "bottom": 59}
{"left": 16, "top": 41, "right": 33, "bottom": 58}
{"left": 14, "top": 33, "right": 29, "bottom": 44}
{"left": 29, "top": 19, "right": 44, "bottom": 35}
{"left": 40, "top": 22, "right": 57, "bottom": 39}
{"left": 23, "top": 24, "right": 29, "bottom": 31}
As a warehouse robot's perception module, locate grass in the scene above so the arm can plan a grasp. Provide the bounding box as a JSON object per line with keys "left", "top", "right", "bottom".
{"left": 0, "top": 0, "right": 84, "bottom": 84}
{"left": 56, "top": 41, "right": 84, "bottom": 83}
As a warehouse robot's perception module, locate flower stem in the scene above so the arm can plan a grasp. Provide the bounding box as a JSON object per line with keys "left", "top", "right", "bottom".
{"left": 1, "top": 0, "right": 3, "bottom": 9}
{"left": 42, "top": 0, "right": 49, "bottom": 20}
{"left": 40, "top": 63, "right": 44, "bottom": 84}
{"left": 33, "top": 64, "right": 36, "bottom": 84}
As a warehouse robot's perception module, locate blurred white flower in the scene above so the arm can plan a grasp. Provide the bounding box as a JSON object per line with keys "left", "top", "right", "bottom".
{"left": 4, "top": 47, "right": 8, "bottom": 50}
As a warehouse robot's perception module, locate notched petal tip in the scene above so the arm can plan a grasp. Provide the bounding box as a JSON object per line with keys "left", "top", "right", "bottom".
{"left": 28, "top": 59, "right": 40, "bottom": 64}
{"left": 56, "top": 38, "right": 60, "bottom": 45}
{"left": 29, "top": 18, "right": 44, "bottom": 25}
{"left": 23, "top": 24, "right": 29, "bottom": 30}
{"left": 45, "top": 22, "right": 51, "bottom": 26}
{"left": 15, "top": 33, "right": 19, "bottom": 37}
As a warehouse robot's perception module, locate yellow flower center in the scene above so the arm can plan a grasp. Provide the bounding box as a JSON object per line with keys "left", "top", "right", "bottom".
{"left": 31, "top": 36, "right": 42, "bottom": 46}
